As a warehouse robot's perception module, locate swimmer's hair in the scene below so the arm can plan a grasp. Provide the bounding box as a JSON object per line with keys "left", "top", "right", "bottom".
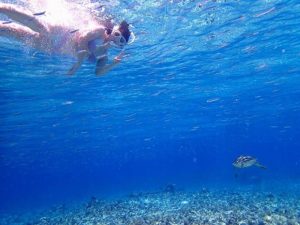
{"left": 103, "top": 19, "right": 114, "bottom": 35}
{"left": 119, "top": 20, "right": 131, "bottom": 43}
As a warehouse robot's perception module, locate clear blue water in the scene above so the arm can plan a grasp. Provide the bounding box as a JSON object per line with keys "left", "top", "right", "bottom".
{"left": 1, "top": 0, "right": 300, "bottom": 215}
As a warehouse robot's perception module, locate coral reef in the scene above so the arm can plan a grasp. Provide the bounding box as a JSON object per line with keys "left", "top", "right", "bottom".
{"left": 1, "top": 187, "right": 299, "bottom": 225}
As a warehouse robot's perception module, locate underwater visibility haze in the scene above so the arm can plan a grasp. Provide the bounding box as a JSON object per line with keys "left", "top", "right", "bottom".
{"left": 0, "top": 0, "right": 300, "bottom": 224}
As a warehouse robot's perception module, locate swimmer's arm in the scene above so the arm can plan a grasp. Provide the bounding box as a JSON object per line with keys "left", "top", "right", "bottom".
{"left": 95, "top": 53, "right": 124, "bottom": 76}
{"left": 78, "top": 27, "right": 106, "bottom": 50}
{"left": 67, "top": 50, "right": 89, "bottom": 75}
{"left": 95, "top": 59, "right": 120, "bottom": 76}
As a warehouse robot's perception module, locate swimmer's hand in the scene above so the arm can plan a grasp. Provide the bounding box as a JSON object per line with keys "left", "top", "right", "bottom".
{"left": 113, "top": 51, "right": 125, "bottom": 64}
{"left": 113, "top": 56, "right": 121, "bottom": 64}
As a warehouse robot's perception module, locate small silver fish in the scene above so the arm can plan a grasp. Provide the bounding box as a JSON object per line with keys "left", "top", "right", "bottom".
{"left": 95, "top": 5, "right": 105, "bottom": 9}
{"left": 70, "top": 29, "right": 79, "bottom": 34}
{"left": 233, "top": 155, "right": 266, "bottom": 169}
{"left": 2, "top": 21, "right": 12, "bottom": 25}
{"left": 33, "top": 11, "right": 46, "bottom": 16}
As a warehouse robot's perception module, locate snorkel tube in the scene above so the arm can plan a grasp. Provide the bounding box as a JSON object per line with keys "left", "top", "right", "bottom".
{"left": 127, "top": 28, "right": 136, "bottom": 45}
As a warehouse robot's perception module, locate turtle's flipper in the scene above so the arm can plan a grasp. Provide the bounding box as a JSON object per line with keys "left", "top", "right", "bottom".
{"left": 254, "top": 162, "right": 267, "bottom": 169}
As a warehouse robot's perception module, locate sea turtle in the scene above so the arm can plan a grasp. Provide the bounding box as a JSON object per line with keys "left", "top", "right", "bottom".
{"left": 233, "top": 155, "right": 266, "bottom": 169}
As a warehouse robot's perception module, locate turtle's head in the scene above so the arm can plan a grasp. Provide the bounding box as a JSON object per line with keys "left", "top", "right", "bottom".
{"left": 232, "top": 159, "right": 242, "bottom": 168}
{"left": 232, "top": 162, "right": 239, "bottom": 168}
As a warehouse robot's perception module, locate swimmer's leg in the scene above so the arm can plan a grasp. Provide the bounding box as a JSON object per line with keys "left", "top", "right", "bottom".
{"left": 0, "top": 3, "right": 48, "bottom": 33}
{"left": 67, "top": 50, "right": 89, "bottom": 75}
{"left": 0, "top": 23, "right": 40, "bottom": 46}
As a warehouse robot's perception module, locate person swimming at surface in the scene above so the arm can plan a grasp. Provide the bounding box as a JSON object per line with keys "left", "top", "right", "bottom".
{"left": 0, "top": 3, "right": 131, "bottom": 76}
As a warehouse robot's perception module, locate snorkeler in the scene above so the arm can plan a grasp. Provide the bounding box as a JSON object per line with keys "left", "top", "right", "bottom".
{"left": 0, "top": 3, "right": 131, "bottom": 75}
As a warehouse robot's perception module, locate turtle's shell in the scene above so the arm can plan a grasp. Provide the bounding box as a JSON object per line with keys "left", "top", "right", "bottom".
{"left": 233, "top": 156, "right": 257, "bottom": 168}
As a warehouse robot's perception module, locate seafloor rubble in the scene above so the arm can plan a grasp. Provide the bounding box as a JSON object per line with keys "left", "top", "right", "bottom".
{"left": 1, "top": 186, "right": 300, "bottom": 225}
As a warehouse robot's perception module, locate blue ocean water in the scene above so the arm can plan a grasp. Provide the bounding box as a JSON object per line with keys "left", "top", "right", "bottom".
{"left": 0, "top": 0, "right": 300, "bottom": 218}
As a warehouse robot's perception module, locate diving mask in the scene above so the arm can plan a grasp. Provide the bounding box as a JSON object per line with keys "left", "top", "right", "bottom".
{"left": 111, "top": 27, "right": 127, "bottom": 48}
